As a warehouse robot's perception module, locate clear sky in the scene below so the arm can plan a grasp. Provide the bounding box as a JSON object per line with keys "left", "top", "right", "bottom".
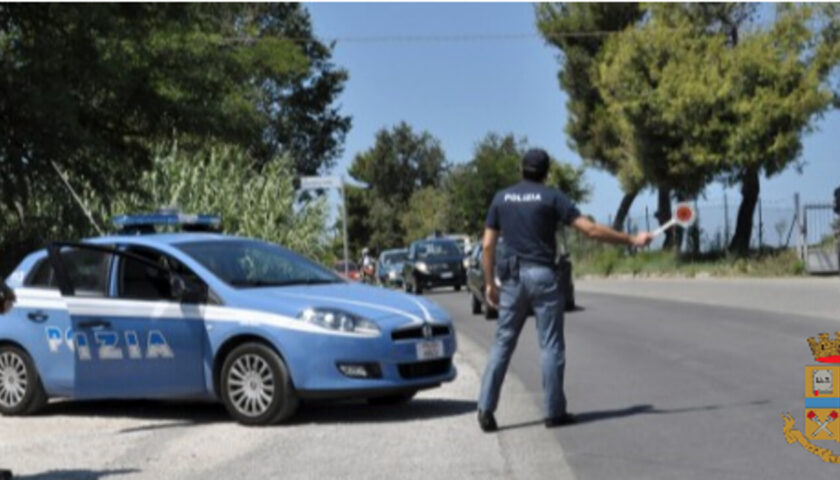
{"left": 307, "top": 2, "right": 840, "bottom": 231}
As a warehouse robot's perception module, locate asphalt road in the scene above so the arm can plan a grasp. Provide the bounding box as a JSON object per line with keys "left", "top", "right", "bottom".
{"left": 434, "top": 288, "right": 840, "bottom": 479}
{"left": 3, "top": 285, "right": 839, "bottom": 479}
{"left": 0, "top": 304, "right": 570, "bottom": 480}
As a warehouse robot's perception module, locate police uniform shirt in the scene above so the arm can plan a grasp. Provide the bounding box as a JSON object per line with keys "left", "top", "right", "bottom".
{"left": 485, "top": 180, "right": 581, "bottom": 266}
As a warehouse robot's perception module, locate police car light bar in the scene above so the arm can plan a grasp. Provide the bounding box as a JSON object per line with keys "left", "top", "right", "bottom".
{"left": 112, "top": 211, "right": 222, "bottom": 233}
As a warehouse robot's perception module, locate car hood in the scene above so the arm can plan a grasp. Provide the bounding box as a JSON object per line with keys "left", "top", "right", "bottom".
{"left": 229, "top": 282, "right": 450, "bottom": 330}
{"left": 418, "top": 256, "right": 463, "bottom": 265}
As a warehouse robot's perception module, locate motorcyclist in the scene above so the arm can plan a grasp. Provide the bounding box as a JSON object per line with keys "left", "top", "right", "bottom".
{"left": 360, "top": 248, "right": 375, "bottom": 284}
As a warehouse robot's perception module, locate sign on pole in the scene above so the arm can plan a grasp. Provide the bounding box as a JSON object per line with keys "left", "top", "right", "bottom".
{"left": 298, "top": 176, "right": 343, "bottom": 191}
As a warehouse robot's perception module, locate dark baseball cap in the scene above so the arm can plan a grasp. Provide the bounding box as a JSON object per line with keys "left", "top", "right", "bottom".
{"left": 522, "top": 148, "right": 550, "bottom": 174}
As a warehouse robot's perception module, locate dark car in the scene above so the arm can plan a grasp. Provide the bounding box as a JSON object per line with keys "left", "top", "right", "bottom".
{"left": 466, "top": 240, "right": 575, "bottom": 320}
{"left": 377, "top": 248, "right": 408, "bottom": 287}
{"left": 403, "top": 239, "right": 465, "bottom": 294}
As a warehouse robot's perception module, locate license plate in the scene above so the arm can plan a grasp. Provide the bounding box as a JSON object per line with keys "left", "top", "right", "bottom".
{"left": 416, "top": 340, "right": 444, "bottom": 360}
{"left": 440, "top": 272, "right": 454, "bottom": 279}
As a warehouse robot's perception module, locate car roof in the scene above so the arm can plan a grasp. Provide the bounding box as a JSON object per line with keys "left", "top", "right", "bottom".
{"left": 413, "top": 238, "right": 457, "bottom": 246}
{"left": 84, "top": 232, "right": 235, "bottom": 247}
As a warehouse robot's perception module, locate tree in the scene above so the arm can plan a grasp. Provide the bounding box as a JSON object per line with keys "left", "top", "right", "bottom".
{"left": 109, "top": 144, "right": 330, "bottom": 259}
{"left": 446, "top": 133, "right": 589, "bottom": 237}
{"left": 595, "top": 7, "right": 734, "bottom": 247}
{"left": 346, "top": 123, "right": 448, "bottom": 253}
{"left": 446, "top": 133, "right": 523, "bottom": 236}
{"left": 536, "top": 3, "right": 644, "bottom": 231}
{"left": 719, "top": 5, "right": 840, "bottom": 254}
{"left": 0, "top": 4, "right": 349, "bottom": 239}
{"left": 252, "top": 4, "right": 351, "bottom": 175}
{"left": 401, "top": 187, "right": 451, "bottom": 244}
{"left": 596, "top": 4, "right": 840, "bottom": 254}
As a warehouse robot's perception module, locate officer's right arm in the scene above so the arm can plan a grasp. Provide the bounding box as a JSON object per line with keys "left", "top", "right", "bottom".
{"left": 572, "top": 216, "right": 652, "bottom": 247}
{"left": 482, "top": 228, "right": 500, "bottom": 308}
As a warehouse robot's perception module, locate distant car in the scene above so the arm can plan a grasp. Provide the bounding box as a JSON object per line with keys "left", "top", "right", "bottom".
{"left": 466, "top": 240, "right": 575, "bottom": 320}
{"left": 334, "top": 261, "right": 361, "bottom": 281}
{"left": 403, "top": 239, "right": 465, "bottom": 294}
{"left": 444, "top": 234, "right": 473, "bottom": 257}
{"left": 0, "top": 213, "right": 457, "bottom": 426}
{"left": 377, "top": 248, "right": 408, "bottom": 287}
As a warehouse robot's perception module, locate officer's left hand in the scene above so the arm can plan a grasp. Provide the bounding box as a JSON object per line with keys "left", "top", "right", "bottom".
{"left": 486, "top": 284, "right": 499, "bottom": 309}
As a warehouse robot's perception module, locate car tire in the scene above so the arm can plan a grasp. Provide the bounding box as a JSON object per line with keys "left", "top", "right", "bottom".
{"left": 0, "top": 345, "right": 48, "bottom": 416}
{"left": 220, "top": 342, "right": 298, "bottom": 426}
{"left": 367, "top": 390, "right": 417, "bottom": 406}
{"left": 485, "top": 306, "right": 499, "bottom": 320}
{"left": 454, "top": 284, "right": 461, "bottom": 292}
{"left": 471, "top": 294, "right": 482, "bottom": 314}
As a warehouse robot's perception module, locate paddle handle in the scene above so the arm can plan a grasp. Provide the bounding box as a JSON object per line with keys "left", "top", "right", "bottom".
{"left": 652, "top": 218, "right": 677, "bottom": 237}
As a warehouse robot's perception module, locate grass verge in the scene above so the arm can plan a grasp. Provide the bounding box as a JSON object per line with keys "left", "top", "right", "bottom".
{"left": 573, "top": 247, "right": 807, "bottom": 278}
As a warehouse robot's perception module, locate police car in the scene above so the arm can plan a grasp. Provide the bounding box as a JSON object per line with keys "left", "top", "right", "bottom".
{"left": 0, "top": 213, "right": 456, "bottom": 425}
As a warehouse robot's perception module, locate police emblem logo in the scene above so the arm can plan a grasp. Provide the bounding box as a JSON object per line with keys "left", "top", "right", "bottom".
{"left": 422, "top": 324, "right": 433, "bottom": 339}
{"left": 781, "top": 332, "right": 840, "bottom": 463}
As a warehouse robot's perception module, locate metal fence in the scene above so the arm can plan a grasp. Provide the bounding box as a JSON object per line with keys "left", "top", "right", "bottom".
{"left": 802, "top": 203, "right": 838, "bottom": 274}
{"left": 608, "top": 195, "right": 798, "bottom": 254}
{"left": 590, "top": 192, "right": 838, "bottom": 274}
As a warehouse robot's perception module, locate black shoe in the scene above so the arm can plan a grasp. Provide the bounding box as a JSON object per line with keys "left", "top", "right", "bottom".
{"left": 478, "top": 410, "right": 498, "bottom": 432}
{"left": 0, "top": 469, "right": 12, "bottom": 480}
{"left": 545, "top": 413, "right": 576, "bottom": 428}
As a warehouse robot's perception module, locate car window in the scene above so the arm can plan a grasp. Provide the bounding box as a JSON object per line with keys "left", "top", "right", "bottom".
{"left": 117, "top": 246, "right": 206, "bottom": 302}
{"left": 25, "top": 248, "right": 113, "bottom": 297}
{"left": 179, "top": 239, "right": 342, "bottom": 288}
{"left": 382, "top": 251, "right": 407, "bottom": 265}
{"left": 62, "top": 248, "right": 113, "bottom": 297}
{"left": 416, "top": 241, "right": 461, "bottom": 259}
{"left": 25, "top": 258, "right": 57, "bottom": 289}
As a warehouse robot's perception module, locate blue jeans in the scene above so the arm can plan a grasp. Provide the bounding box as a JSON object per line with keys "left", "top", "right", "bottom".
{"left": 478, "top": 262, "right": 567, "bottom": 418}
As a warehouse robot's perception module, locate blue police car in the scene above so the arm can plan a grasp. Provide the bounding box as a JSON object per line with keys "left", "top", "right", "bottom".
{"left": 0, "top": 213, "right": 456, "bottom": 425}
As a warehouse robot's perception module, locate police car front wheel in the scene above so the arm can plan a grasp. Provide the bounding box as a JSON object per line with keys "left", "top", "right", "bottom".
{"left": 220, "top": 343, "right": 298, "bottom": 426}
{"left": 0, "top": 345, "right": 47, "bottom": 416}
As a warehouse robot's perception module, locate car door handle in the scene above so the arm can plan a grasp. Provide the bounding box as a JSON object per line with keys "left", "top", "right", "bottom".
{"left": 27, "top": 311, "right": 49, "bottom": 323}
{"left": 77, "top": 320, "right": 112, "bottom": 329}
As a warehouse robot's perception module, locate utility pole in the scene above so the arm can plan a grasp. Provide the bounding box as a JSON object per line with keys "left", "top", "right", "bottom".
{"left": 723, "top": 192, "right": 730, "bottom": 244}
{"left": 340, "top": 179, "right": 349, "bottom": 277}
{"left": 296, "top": 176, "right": 367, "bottom": 277}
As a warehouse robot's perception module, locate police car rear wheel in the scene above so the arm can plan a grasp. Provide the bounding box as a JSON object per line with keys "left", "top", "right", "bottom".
{"left": 0, "top": 346, "right": 47, "bottom": 416}
{"left": 220, "top": 343, "right": 298, "bottom": 426}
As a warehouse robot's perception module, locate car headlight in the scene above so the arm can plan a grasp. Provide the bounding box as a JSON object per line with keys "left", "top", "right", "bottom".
{"left": 299, "top": 308, "right": 380, "bottom": 335}
{"left": 388, "top": 270, "right": 399, "bottom": 279}
{"left": 416, "top": 261, "right": 429, "bottom": 273}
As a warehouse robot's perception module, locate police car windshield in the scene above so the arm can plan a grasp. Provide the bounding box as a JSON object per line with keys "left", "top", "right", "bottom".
{"left": 416, "top": 241, "right": 461, "bottom": 259}
{"left": 178, "top": 240, "right": 342, "bottom": 288}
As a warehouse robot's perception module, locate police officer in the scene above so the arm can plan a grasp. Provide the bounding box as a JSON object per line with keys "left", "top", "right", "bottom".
{"left": 477, "top": 148, "right": 653, "bottom": 432}
{"left": 1, "top": 280, "right": 14, "bottom": 479}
